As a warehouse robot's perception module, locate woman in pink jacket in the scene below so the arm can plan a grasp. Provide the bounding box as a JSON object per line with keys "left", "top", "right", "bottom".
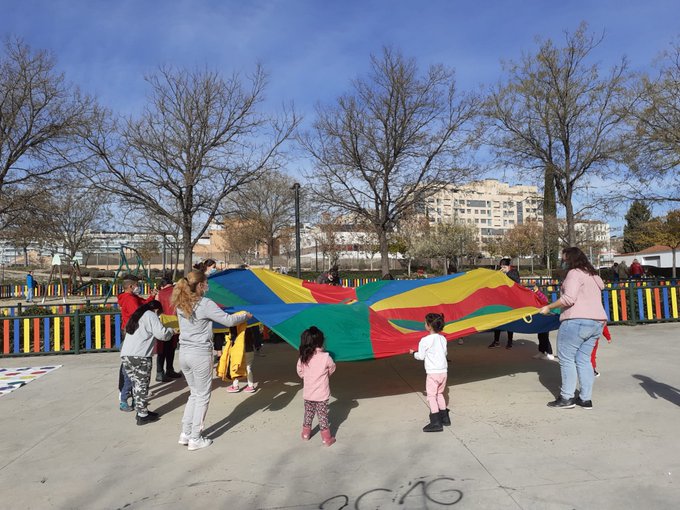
{"left": 539, "top": 247, "right": 607, "bottom": 410}
{"left": 296, "top": 326, "right": 336, "bottom": 446}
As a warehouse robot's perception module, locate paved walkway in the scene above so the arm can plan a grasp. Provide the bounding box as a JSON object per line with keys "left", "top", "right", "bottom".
{"left": 0, "top": 323, "right": 679, "bottom": 509}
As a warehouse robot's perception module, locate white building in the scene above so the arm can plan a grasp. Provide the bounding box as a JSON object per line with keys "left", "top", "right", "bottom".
{"left": 422, "top": 179, "right": 543, "bottom": 244}
{"left": 613, "top": 245, "right": 678, "bottom": 269}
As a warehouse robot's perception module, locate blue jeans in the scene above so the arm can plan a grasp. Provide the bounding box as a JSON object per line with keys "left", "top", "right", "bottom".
{"left": 557, "top": 319, "right": 604, "bottom": 401}
{"left": 120, "top": 363, "right": 133, "bottom": 403}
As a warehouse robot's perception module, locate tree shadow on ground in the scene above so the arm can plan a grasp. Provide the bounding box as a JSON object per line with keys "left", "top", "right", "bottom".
{"left": 633, "top": 374, "right": 680, "bottom": 407}
{"left": 152, "top": 334, "right": 562, "bottom": 436}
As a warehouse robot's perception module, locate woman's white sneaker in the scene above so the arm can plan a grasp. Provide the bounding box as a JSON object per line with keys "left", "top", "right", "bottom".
{"left": 178, "top": 432, "right": 190, "bottom": 446}
{"left": 188, "top": 437, "right": 213, "bottom": 451}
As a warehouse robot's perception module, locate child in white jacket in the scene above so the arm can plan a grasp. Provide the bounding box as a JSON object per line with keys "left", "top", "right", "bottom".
{"left": 120, "top": 300, "right": 174, "bottom": 425}
{"left": 410, "top": 313, "right": 450, "bottom": 432}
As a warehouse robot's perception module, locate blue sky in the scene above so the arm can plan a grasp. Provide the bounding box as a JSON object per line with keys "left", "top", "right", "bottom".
{"left": 2, "top": 0, "right": 678, "bottom": 229}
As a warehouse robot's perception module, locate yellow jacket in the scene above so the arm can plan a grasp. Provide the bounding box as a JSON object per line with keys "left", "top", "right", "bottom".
{"left": 217, "top": 321, "right": 247, "bottom": 381}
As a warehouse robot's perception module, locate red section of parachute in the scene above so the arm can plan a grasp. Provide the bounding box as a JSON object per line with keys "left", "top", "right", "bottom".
{"left": 372, "top": 283, "right": 543, "bottom": 323}
{"left": 368, "top": 309, "right": 480, "bottom": 359}
{"left": 301, "top": 281, "right": 357, "bottom": 304}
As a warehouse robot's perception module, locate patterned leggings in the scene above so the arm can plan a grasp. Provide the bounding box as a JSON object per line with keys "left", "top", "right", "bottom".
{"left": 303, "top": 399, "right": 330, "bottom": 430}
{"left": 121, "top": 356, "right": 152, "bottom": 415}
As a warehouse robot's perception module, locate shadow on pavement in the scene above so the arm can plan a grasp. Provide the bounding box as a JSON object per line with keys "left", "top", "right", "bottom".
{"left": 633, "top": 374, "right": 680, "bottom": 407}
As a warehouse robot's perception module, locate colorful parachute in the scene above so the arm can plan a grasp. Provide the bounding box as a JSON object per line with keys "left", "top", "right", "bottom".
{"left": 206, "top": 268, "right": 558, "bottom": 361}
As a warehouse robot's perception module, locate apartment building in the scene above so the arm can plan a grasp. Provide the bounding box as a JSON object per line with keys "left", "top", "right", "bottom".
{"left": 423, "top": 179, "right": 544, "bottom": 243}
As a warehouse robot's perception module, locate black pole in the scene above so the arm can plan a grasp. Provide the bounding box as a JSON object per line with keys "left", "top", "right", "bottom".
{"left": 292, "top": 183, "right": 301, "bottom": 278}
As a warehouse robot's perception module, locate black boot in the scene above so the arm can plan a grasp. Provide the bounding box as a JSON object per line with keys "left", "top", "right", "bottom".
{"left": 439, "top": 408, "right": 451, "bottom": 426}
{"left": 423, "top": 412, "right": 443, "bottom": 432}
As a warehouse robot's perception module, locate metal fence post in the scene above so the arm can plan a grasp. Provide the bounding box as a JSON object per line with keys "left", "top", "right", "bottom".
{"left": 627, "top": 282, "right": 637, "bottom": 325}
{"left": 73, "top": 310, "right": 80, "bottom": 354}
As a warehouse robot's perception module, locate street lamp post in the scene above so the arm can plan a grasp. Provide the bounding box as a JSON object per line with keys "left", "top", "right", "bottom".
{"left": 292, "top": 183, "right": 301, "bottom": 279}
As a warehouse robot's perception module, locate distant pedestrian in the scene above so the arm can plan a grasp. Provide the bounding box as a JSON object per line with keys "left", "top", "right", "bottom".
{"left": 489, "top": 258, "right": 520, "bottom": 349}
{"left": 410, "top": 313, "right": 450, "bottom": 432}
{"left": 297, "top": 326, "right": 336, "bottom": 446}
{"left": 611, "top": 263, "right": 620, "bottom": 283}
{"left": 26, "top": 271, "right": 34, "bottom": 302}
{"left": 617, "top": 261, "right": 629, "bottom": 280}
{"left": 630, "top": 258, "right": 644, "bottom": 279}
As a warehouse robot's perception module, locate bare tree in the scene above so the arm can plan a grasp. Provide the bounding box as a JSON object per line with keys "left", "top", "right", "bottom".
{"left": 501, "top": 220, "right": 544, "bottom": 272}
{"left": 0, "top": 38, "right": 94, "bottom": 223}
{"left": 624, "top": 41, "right": 680, "bottom": 202}
{"left": 300, "top": 47, "right": 479, "bottom": 276}
{"left": 226, "top": 219, "right": 261, "bottom": 265}
{"left": 224, "top": 169, "right": 299, "bottom": 269}
{"left": 0, "top": 193, "right": 53, "bottom": 265}
{"left": 314, "top": 213, "right": 343, "bottom": 270}
{"left": 80, "top": 65, "right": 299, "bottom": 271}
{"left": 48, "top": 181, "right": 110, "bottom": 262}
{"left": 391, "top": 210, "right": 430, "bottom": 276}
{"left": 423, "top": 220, "right": 479, "bottom": 272}
{"left": 484, "top": 24, "right": 631, "bottom": 245}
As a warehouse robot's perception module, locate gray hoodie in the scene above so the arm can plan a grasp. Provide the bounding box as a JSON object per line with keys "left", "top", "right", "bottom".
{"left": 120, "top": 311, "right": 174, "bottom": 358}
{"left": 177, "top": 297, "right": 248, "bottom": 354}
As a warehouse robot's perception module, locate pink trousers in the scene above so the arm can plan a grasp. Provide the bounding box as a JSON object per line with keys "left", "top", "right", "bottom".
{"left": 426, "top": 373, "right": 447, "bottom": 413}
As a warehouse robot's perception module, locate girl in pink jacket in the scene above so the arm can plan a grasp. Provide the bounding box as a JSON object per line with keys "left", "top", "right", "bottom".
{"left": 296, "top": 326, "right": 336, "bottom": 446}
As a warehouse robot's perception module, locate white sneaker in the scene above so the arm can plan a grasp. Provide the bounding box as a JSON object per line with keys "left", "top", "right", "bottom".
{"left": 545, "top": 353, "right": 555, "bottom": 361}
{"left": 188, "top": 436, "right": 213, "bottom": 451}
{"left": 178, "top": 432, "right": 190, "bottom": 446}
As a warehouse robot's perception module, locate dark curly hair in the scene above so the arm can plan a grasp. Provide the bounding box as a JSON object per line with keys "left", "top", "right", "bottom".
{"left": 299, "top": 326, "right": 326, "bottom": 365}
{"left": 561, "top": 247, "right": 597, "bottom": 275}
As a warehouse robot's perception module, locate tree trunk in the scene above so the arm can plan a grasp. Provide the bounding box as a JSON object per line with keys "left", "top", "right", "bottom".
{"left": 672, "top": 247, "right": 677, "bottom": 279}
{"left": 565, "top": 187, "right": 576, "bottom": 246}
{"left": 379, "top": 231, "right": 389, "bottom": 276}
{"left": 542, "top": 165, "right": 559, "bottom": 267}
{"left": 268, "top": 236, "right": 275, "bottom": 270}
{"left": 183, "top": 225, "right": 193, "bottom": 275}
{"left": 24, "top": 247, "right": 28, "bottom": 267}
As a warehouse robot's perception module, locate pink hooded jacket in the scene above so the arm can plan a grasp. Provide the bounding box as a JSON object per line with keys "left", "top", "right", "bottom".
{"left": 296, "top": 348, "right": 336, "bottom": 401}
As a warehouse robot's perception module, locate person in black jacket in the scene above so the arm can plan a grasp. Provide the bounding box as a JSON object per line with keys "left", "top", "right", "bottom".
{"left": 489, "top": 258, "right": 520, "bottom": 349}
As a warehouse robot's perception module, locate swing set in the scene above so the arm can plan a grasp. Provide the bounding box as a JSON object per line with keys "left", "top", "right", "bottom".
{"left": 103, "top": 245, "right": 153, "bottom": 305}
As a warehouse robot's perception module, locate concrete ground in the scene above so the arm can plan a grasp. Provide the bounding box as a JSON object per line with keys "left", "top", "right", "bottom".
{"left": 0, "top": 323, "right": 678, "bottom": 510}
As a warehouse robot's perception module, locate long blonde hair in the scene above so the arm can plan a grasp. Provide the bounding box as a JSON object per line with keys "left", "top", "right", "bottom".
{"left": 171, "top": 270, "right": 207, "bottom": 317}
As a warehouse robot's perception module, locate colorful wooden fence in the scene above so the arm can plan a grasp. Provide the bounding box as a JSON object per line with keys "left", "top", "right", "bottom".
{"left": 538, "top": 281, "right": 680, "bottom": 325}
{"left": 1, "top": 310, "right": 122, "bottom": 357}
{"left": 0, "top": 282, "right": 154, "bottom": 300}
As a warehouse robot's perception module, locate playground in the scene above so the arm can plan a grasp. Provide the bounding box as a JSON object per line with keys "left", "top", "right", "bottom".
{"left": 0, "top": 323, "right": 678, "bottom": 509}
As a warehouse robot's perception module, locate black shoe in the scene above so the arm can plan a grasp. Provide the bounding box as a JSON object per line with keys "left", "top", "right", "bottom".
{"left": 423, "top": 412, "right": 443, "bottom": 432}
{"left": 488, "top": 342, "right": 500, "bottom": 349}
{"left": 155, "top": 371, "right": 171, "bottom": 383}
{"left": 575, "top": 398, "right": 593, "bottom": 409}
{"left": 439, "top": 409, "right": 451, "bottom": 426}
{"left": 166, "top": 370, "right": 182, "bottom": 378}
{"left": 547, "top": 397, "right": 575, "bottom": 409}
{"left": 136, "top": 413, "right": 160, "bottom": 426}
{"left": 146, "top": 410, "right": 159, "bottom": 418}
{"left": 505, "top": 343, "right": 513, "bottom": 349}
